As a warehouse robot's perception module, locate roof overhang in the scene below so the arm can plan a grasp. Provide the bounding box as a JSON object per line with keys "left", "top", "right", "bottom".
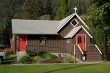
{"left": 12, "top": 33, "right": 58, "bottom": 35}
{"left": 57, "top": 13, "right": 75, "bottom": 32}
{"left": 64, "top": 26, "right": 93, "bottom": 38}
{"left": 57, "top": 13, "right": 90, "bottom": 32}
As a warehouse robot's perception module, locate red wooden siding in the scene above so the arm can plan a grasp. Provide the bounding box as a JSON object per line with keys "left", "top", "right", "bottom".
{"left": 19, "top": 35, "right": 26, "bottom": 51}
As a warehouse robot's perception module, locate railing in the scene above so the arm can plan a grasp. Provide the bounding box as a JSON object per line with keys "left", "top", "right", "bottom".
{"left": 75, "top": 44, "right": 84, "bottom": 55}
{"left": 95, "top": 44, "right": 102, "bottom": 54}
{"left": 74, "top": 44, "right": 84, "bottom": 61}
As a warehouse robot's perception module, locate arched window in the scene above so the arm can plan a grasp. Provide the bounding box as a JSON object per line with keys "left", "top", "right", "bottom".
{"left": 78, "top": 36, "right": 82, "bottom": 43}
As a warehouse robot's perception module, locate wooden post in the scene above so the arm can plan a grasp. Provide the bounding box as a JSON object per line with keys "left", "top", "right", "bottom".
{"left": 74, "top": 45, "right": 76, "bottom": 63}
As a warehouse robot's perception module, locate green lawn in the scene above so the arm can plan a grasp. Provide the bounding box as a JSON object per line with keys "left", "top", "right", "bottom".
{"left": 0, "top": 63, "right": 110, "bottom": 73}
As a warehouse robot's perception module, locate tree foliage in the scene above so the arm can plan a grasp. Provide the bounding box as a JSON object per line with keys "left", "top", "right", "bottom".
{"left": 0, "top": 0, "right": 90, "bottom": 47}
{"left": 22, "top": 0, "right": 43, "bottom": 19}
{"left": 55, "top": 0, "right": 90, "bottom": 20}
{"left": 86, "top": 0, "right": 110, "bottom": 60}
{"left": 55, "top": 0, "right": 69, "bottom": 20}
{"left": 0, "top": 0, "right": 25, "bottom": 47}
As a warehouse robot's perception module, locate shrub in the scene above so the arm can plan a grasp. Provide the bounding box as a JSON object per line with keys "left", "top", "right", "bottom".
{"left": 3, "top": 48, "right": 14, "bottom": 56}
{"left": 44, "top": 53, "right": 58, "bottom": 60}
{"left": 2, "top": 54, "right": 17, "bottom": 64}
{"left": 8, "top": 54, "right": 17, "bottom": 60}
{"left": 19, "top": 55, "right": 33, "bottom": 64}
{"left": 26, "top": 50, "right": 37, "bottom": 57}
{"left": 58, "top": 54, "right": 62, "bottom": 57}
{"left": 64, "top": 55, "right": 74, "bottom": 63}
{"left": 37, "top": 51, "right": 48, "bottom": 57}
{"left": 26, "top": 50, "right": 49, "bottom": 57}
{"left": 2, "top": 59, "right": 16, "bottom": 64}
{"left": 32, "top": 56, "right": 40, "bottom": 62}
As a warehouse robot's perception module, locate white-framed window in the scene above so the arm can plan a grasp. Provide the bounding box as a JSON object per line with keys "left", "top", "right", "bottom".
{"left": 40, "top": 37, "right": 46, "bottom": 45}
{"left": 66, "top": 39, "right": 71, "bottom": 43}
{"left": 78, "top": 36, "right": 82, "bottom": 43}
{"left": 70, "top": 19, "right": 79, "bottom": 27}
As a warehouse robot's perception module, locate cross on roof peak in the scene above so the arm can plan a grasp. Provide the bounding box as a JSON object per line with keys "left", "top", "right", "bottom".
{"left": 74, "top": 7, "right": 77, "bottom": 13}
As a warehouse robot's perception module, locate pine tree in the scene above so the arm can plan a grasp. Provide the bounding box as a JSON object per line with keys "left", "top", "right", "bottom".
{"left": 0, "top": 0, "right": 25, "bottom": 46}
{"left": 86, "top": 0, "right": 110, "bottom": 60}
{"left": 55, "top": 0, "right": 68, "bottom": 20}
{"left": 22, "top": 0, "right": 43, "bottom": 19}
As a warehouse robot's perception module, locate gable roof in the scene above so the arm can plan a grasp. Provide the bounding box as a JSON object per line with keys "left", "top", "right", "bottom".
{"left": 57, "top": 13, "right": 75, "bottom": 31}
{"left": 57, "top": 13, "right": 89, "bottom": 32}
{"left": 12, "top": 19, "right": 59, "bottom": 35}
{"left": 64, "top": 25, "right": 93, "bottom": 38}
{"left": 12, "top": 13, "right": 90, "bottom": 36}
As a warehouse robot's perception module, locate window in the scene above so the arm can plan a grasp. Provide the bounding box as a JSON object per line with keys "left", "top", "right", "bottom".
{"left": 40, "top": 37, "right": 46, "bottom": 45}
{"left": 70, "top": 19, "right": 79, "bottom": 27}
{"left": 78, "top": 36, "right": 82, "bottom": 43}
{"left": 67, "top": 39, "right": 70, "bottom": 43}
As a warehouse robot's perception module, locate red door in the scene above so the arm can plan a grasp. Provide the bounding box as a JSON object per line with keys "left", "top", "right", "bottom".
{"left": 76, "top": 34, "right": 86, "bottom": 51}
{"left": 19, "top": 35, "right": 26, "bottom": 51}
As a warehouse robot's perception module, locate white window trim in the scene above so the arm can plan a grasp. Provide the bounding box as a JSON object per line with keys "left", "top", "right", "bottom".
{"left": 66, "top": 39, "right": 70, "bottom": 43}
{"left": 40, "top": 37, "right": 46, "bottom": 45}
{"left": 40, "top": 40, "right": 46, "bottom": 45}
{"left": 70, "top": 19, "right": 79, "bottom": 27}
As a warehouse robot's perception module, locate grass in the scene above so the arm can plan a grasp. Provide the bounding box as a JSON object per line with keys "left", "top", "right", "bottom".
{"left": 0, "top": 63, "right": 110, "bottom": 73}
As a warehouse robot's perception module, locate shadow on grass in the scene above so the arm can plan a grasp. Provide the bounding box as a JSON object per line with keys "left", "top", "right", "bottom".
{"left": 44, "top": 64, "right": 94, "bottom": 73}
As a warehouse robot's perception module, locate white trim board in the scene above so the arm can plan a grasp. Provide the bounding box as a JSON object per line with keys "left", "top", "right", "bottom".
{"left": 75, "top": 13, "right": 89, "bottom": 29}
{"left": 64, "top": 26, "right": 93, "bottom": 38}
{"left": 57, "top": 13, "right": 90, "bottom": 32}
{"left": 81, "top": 26, "right": 93, "bottom": 38}
{"left": 70, "top": 19, "right": 79, "bottom": 27}
{"left": 57, "top": 13, "right": 75, "bottom": 32}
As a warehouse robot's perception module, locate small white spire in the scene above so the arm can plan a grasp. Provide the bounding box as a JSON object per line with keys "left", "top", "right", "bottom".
{"left": 74, "top": 7, "right": 77, "bottom": 13}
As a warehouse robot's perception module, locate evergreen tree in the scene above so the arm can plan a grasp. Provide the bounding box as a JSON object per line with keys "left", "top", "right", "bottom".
{"left": 72, "top": 0, "right": 90, "bottom": 15}
{"left": 55, "top": 0, "right": 90, "bottom": 20}
{"left": 51, "top": 0, "right": 60, "bottom": 19}
{"left": 86, "top": 0, "right": 110, "bottom": 60}
{"left": 22, "top": 0, "right": 43, "bottom": 19}
{"left": 0, "top": 0, "right": 24, "bottom": 46}
{"left": 55, "top": 0, "right": 68, "bottom": 20}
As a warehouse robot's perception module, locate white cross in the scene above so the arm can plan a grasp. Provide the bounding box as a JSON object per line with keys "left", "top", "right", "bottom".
{"left": 74, "top": 7, "right": 77, "bottom": 13}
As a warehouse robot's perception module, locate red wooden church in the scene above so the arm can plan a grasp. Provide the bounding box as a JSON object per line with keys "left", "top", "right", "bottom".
{"left": 11, "top": 8, "right": 102, "bottom": 61}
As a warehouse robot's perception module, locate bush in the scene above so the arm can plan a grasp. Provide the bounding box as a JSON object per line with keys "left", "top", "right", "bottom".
{"left": 3, "top": 48, "right": 14, "bottom": 56}
{"left": 26, "top": 50, "right": 37, "bottom": 57}
{"left": 32, "top": 56, "right": 40, "bottom": 62}
{"left": 44, "top": 53, "right": 58, "bottom": 60}
{"left": 2, "top": 59, "right": 16, "bottom": 64}
{"left": 26, "top": 50, "right": 49, "bottom": 57}
{"left": 19, "top": 55, "right": 33, "bottom": 64}
{"left": 64, "top": 55, "right": 74, "bottom": 63}
{"left": 8, "top": 54, "right": 17, "bottom": 60}
{"left": 2, "top": 54, "right": 17, "bottom": 64}
{"left": 37, "top": 51, "right": 48, "bottom": 57}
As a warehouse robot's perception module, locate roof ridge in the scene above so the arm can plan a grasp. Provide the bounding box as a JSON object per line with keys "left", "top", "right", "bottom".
{"left": 12, "top": 19, "right": 60, "bottom": 22}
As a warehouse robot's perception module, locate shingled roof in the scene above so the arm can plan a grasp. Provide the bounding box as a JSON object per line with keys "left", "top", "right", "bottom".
{"left": 12, "top": 13, "right": 75, "bottom": 35}
{"left": 64, "top": 25, "right": 93, "bottom": 38}
{"left": 12, "top": 13, "right": 89, "bottom": 35}
{"left": 12, "top": 19, "right": 59, "bottom": 35}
